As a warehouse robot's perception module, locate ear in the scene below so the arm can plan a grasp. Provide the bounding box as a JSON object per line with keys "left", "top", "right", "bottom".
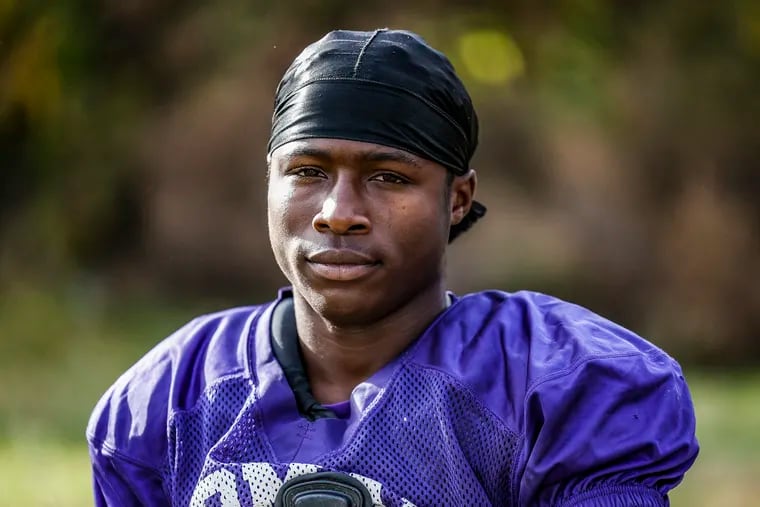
{"left": 449, "top": 169, "right": 477, "bottom": 226}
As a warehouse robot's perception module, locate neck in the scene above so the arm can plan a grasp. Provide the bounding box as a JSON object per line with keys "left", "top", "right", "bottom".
{"left": 292, "top": 282, "right": 448, "bottom": 405}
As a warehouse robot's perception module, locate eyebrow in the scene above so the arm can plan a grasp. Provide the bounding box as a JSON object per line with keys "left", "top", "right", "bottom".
{"left": 281, "top": 146, "right": 332, "bottom": 160}
{"left": 281, "top": 144, "right": 423, "bottom": 169}
{"left": 363, "top": 149, "right": 423, "bottom": 168}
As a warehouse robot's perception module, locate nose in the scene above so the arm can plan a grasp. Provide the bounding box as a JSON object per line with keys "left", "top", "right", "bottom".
{"left": 312, "top": 177, "right": 371, "bottom": 235}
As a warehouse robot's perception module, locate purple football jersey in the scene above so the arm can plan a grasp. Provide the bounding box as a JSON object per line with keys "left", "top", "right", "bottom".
{"left": 87, "top": 289, "right": 699, "bottom": 506}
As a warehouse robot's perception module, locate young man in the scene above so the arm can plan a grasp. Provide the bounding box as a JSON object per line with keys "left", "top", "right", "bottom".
{"left": 87, "top": 29, "right": 699, "bottom": 506}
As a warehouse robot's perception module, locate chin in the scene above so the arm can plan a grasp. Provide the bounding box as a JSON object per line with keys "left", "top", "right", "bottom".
{"left": 303, "top": 285, "right": 386, "bottom": 326}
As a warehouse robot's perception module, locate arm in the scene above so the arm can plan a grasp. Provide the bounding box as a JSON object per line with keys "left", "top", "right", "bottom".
{"left": 518, "top": 351, "right": 699, "bottom": 506}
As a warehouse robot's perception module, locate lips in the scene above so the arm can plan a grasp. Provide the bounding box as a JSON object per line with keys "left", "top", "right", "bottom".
{"left": 305, "top": 249, "right": 379, "bottom": 282}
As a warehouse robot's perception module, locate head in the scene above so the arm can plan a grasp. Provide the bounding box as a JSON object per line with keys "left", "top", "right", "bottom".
{"left": 266, "top": 29, "right": 485, "bottom": 325}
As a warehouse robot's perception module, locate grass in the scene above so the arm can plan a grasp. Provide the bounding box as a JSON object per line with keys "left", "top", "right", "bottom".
{"left": 669, "top": 372, "right": 760, "bottom": 506}
{"left": 0, "top": 438, "right": 92, "bottom": 507}
{"left": 0, "top": 283, "right": 758, "bottom": 505}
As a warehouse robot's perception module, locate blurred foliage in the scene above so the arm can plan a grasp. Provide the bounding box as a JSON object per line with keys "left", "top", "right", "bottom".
{"left": 1, "top": 0, "right": 759, "bottom": 368}
{"left": 0, "top": 280, "right": 207, "bottom": 441}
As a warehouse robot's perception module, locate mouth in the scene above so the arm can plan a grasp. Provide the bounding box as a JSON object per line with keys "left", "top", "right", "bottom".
{"left": 305, "top": 249, "right": 380, "bottom": 282}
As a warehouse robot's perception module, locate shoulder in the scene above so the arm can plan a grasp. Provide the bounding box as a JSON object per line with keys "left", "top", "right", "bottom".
{"left": 412, "top": 290, "right": 697, "bottom": 504}
{"left": 457, "top": 288, "right": 666, "bottom": 370}
{"left": 86, "top": 302, "right": 272, "bottom": 469}
{"left": 412, "top": 290, "right": 685, "bottom": 430}
{"left": 460, "top": 289, "right": 658, "bottom": 353}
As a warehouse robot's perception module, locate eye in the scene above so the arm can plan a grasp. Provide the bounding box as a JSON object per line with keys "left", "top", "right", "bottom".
{"left": 370, "top": 172, "right": 409, "bottom": 184}
{"left": 289, "top": 166, "right": 326, "bottom": 179}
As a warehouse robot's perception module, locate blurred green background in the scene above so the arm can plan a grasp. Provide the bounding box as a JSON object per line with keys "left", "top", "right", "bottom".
{"left": 1, "top": 1, "right": 759, "bottom": 505}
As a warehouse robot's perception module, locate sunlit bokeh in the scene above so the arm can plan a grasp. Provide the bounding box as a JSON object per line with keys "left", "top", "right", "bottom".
{"left": 458, "top": 29, "right": 524, "bottom": 85}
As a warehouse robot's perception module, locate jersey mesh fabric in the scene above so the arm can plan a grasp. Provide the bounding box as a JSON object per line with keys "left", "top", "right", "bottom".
{"left": 166, "top": 376, "right": 266, "bottom": 506}
{"left": 165, "top": 361, "right": 519, "bottom": 506}
{"left": 320, "top": 364, "right": 519, "bottom": 506}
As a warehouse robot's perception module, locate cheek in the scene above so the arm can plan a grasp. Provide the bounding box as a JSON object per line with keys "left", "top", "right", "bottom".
{"left": 388, "top": 196, "right": 448, "bottom": 254}
{"left": 267, "top": 179, "right": 302, "bottom": 234}
{"left": 267, "top": 180, "right": 299, "bottom": 263}
{"left": 267, "top": 177, "right": 289, "bottom": 215}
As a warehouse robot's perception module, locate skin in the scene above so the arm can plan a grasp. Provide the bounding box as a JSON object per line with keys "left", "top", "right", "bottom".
{"left": 267, "top": 138, "right": 476, "bottom": 404}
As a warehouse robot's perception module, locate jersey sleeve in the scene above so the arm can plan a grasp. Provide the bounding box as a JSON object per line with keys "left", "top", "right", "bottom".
{"left": 86, "top": 343, "right": 176, "bottom": 507}
{"left": 86, "top": 305, "right": 260, "bottom": 506}
{"left": 89, "top": 442, "right": 170, "bottom": 506}
{"left": 518, "top": 350, "right": 699, "bottom": 506}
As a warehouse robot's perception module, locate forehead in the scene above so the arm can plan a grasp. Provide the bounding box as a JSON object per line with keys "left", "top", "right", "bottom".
{"left": 270, "top": 138, "right": 445, "bottom": 172}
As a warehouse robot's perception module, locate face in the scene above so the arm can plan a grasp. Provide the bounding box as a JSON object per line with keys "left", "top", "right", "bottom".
{"left": 267, "top": 138, "right": 474, "bottom": 326}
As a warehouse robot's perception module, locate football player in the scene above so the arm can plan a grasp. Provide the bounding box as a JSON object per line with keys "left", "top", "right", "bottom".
{"left": 88, "top": 29, "right": 699, "bottom": 506}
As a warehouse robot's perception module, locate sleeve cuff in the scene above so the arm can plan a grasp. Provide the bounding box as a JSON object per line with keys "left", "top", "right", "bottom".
{"left": 557, "top": 485, "right": 666, "bottom": 507}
